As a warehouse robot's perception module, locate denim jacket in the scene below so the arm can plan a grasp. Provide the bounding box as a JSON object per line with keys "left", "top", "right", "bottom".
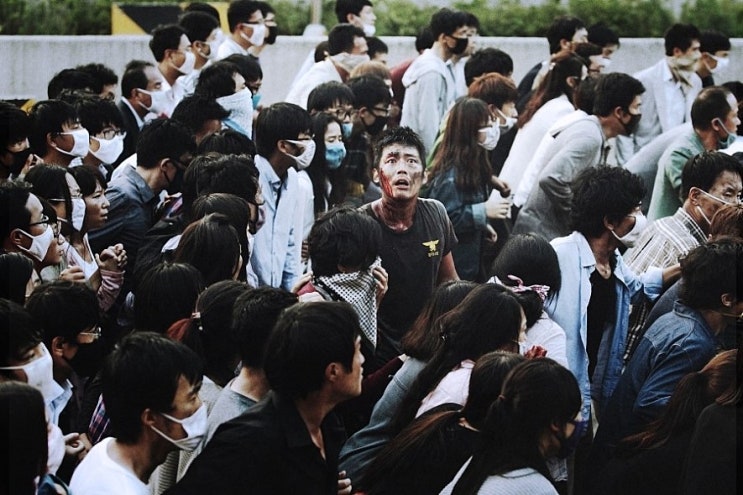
{"left": 547, "top": 232, "right": 663, "bottom": 421}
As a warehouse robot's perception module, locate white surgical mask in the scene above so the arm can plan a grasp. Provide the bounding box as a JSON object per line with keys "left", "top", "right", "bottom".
{"left": 70, "top": 197, "right": 86, "bottom": 231}
{"left": 240, "top": 23, "right": 266, "bottom": 47}
{"left": 708, "top": 54, "right": 729, "bottom": 74}
{"left": 611, "top": 212, "right": 647, "bottom": 248}
{"left": 174, "top": 50, "right": 196, "bottom": 75}
{"left": 205, "top": 40, "right": 220, "bottom": 60}
{"left": 478, "top": 124, "right": 501, "bottom": 151}
{"left": 150, "top": 403, "right": 208, "bottom": 451}
{"left": 495, "top": 108, "right": 517, "bottom": 132}
{"left": 363, "top": 24, "right": 376, "bottom": 37}
{"left": 90, "top": 135, "right": 124, "bottom": 164}
{"left": 600, "top": 57, "right": 612, "bottom": 69}
{"left": 16, "top": 225, "right": 55, "bottom": 263}
{"left": 218, "top": 88, "right": 254, "bottom": 138}
{"left": 137, "top": 89, "right": 172, "bottom": 116}
{"left": 0, "top": 344, "right": 57, "bottom": 404}
{"left": 55, "top": 128, "right": 90, "bottom": 158}
{"left": 285, "top": 139, "right": 316, "bottom": 170}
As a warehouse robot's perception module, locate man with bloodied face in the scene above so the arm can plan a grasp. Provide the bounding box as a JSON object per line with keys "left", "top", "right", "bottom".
{"left": 360, "top": 126, "right": 458, "bottom": 372}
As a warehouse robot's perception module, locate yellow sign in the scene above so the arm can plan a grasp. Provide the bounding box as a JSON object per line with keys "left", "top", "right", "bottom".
{"left": 111, "top": 2, "right": 230, "bottom": 35}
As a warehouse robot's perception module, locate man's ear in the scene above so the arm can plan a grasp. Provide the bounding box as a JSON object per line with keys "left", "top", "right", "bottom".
{"left": 325, "top": 362, "right": 342, "bottom": 383}
{"left": 45, "top": 132, "right": 57, "bottom": 149}
{"left": 371, "top": 167, "right": 380, "bottom": 184}
{"left": 688, "top": 187, "right": 702, "bottom": 205}
{"left": 50, "top": 336, "right": 67, "bottom": 357}
{"left": 9, "top": 228, "right": 27, "bottom": 248}
{"left": 602, "top": 215, "right": 616, "bottom": 233}
{"left": 721, "top": 293, "right": 735, "bottom": 308}
{"left": 141, "top": 407, "right": 158, "bottom": 429}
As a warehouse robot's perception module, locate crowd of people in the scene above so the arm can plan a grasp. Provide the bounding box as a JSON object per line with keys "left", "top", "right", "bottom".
{"left": 1, "top": 1, "right": 741, "bottom": 494}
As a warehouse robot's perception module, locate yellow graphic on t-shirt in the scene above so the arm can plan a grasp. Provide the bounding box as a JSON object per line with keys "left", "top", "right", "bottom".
{"left": 422, "top": 239, "right": 440, "bottom": 257}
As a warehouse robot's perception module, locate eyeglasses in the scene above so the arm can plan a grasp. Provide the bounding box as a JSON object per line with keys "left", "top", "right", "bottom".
{"left": 28, "top": 214, "right": 51, "bottom": 229}
{"left": 326, "top": 107, "right": 356, "bottom": 120}
{"left": 77, "top": 325, "right": 102, "bottom": 344}
{"left": 371, "top": 106, "right": 390, "bottom": 117}
{"left": 98, "top": 129, "right": 127, "bottom": 140}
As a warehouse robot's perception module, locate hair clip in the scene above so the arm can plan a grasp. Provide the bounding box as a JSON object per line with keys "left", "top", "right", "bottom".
{"left": 507, "top": 275, "right": 550, "bottom": 303}
{"left": 191, "top": 311, "right": 204, "bottom": 332}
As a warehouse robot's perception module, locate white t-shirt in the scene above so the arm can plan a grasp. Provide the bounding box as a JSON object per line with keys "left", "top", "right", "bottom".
{"left": 69, "top": 437, "right": 149, "bottom": 495}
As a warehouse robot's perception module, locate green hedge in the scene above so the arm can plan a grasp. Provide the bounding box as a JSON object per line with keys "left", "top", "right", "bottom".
{"left": 1, "top": 0, "right": 741, "bottom": 37}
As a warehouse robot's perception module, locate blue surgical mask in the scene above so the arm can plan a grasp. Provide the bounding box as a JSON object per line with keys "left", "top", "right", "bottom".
{"left": 341, "top": 122, "right": 353, "bottom": 139}
{"left": 251, "top": 93, "right": 262, "bottom": 109}
{"left": 325, "top": 142, "right": 347, "bottom": 170}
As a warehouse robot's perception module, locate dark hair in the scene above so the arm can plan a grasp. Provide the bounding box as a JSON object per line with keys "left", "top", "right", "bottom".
{"left": 357, "top": 351, "right": 525, "bottom": 495}
{"left": 620, "top": 349, "right": 736, "bottom": 452}
{"left": 664, "top": 23, "right": 701, "bottom": 56}
{"left": 691, "top": 86, "right": 734, "bottom": 131}
{"left": 65, "top": 94, "right": 124, "bottom": 137}
{"left": 394, "top": 284, "right": 523, "bottom": 432}
{"left": 328, "top": 23, "right": 366, "bottom": 55}
{"left": 121, "top": 60, "right": 156, "bottom": 99}
{"left": 263, "top": 301, "right": 360, "bottom": 398}
{"left": 314, "top": 40, "right": 330, "bottom": 63}
{"left": 547, "top": 15, "right": 586, "bottom": 54}
{"left": 451, "top": 358, "right": 581, "bottom": 493}
{"left": 223, "top": 54, "right": 263, "bottom": 83}
{"left": 168, "top": 280, "right": 250, "bottom": 386}
{"left": 0, "top": 100, "right": 32, "bottom": 148}
{"left": 136, "top": 118, "right": 196, "bottom": 169}
{"left": 24, "top": 165, "right": 73, "bottom": 225}
{"left": 0, "top": 298, "right": 43, "bottom": 370}
{"left": 0, "top": 181, "right": 33, "bottom": 242}
{"left": 574, "top": 41, "right": 603, "bottom": 63}
{"left": 76, "top": 63, "right": 119, "bottom": 95}
{"left": 346, "top": 75, "right": 391, "bottom": 110}
{"left": 519, "top": 51, "right": 585, "bottom": 127}
{"left": 429, "top": 97, "right": 491, "bottom": 193}
{"left": 172, "top": 94, "right": 230, "bottom": 135}
{"left": 335, "top": 0, "right": 373, "bottom": 24}
{"left": 700, "top": 29, "right": 731, "bottom": 54}
{"left": 0, "top": 381, "right": 48, "bottom": 495}
{"left": 307, "top": 206, "right": 382, "bottom": 276}
{"left": 25, "top": 280, "right": 99, "bottom": 346}
{"left": 197, "top": 128, "right": 257, "bottom": 156}
{"left": 181, "top": 152, "right": 259, "bottom": 221}
{"left": 415, "top": 26, "right": 435, "bottom": 52}
{"left": 231, "top": 286, "right": 298, "bottom": 368}
{"left": 592, "top": 72, "right": 645, "bottom": 117}
{"left": 574, "top": 74, "right": 599, "bottom": 114}
{"left": 227, "top": 0, "right": 262, "bottom": 32}
{"left": 28, "top": 99, "right": 79, "bottom": 156}
{"left": 254, "top": 102, "right": 312, "bottom": 157}
{"left": 490, "top": 233, "right": 561, "bottom": 327}
{"left": 467, "top": 72, "right": 518, "bottom": 109}
{"left": 185, "top": 2, "right": 221, "bottom": 23}
{"left": 709, "top": 204, "right": 743, "bottom": 239}
{"left": 47, "top": 68, "right": 95, "bottom": 100}
{"left": 195, "top": 61, "right": 241, "bottom": 98}
{"left": 307, "top": 81, "right": 354, "bottom": 114}
{"left": 191, "top": 193, "right": 252, "bottom": 275}
{"left": 429, "top": 8, "right": 468, "bottom": 39}
{"left": 70, "top": 166, "right": 106, "bottom": 197}
{"left": 0, "top": 253, "right": 34, "bottom": 305}
{"left": 306, "top": 112, "right": 345, "bottom": 214}
{"left": 587, "top": 22, "right": 620, "bottom": 48}
{"left": 570, "top": 166, "right": 645, "bottom": 238}
{"left": 102, "top": 331, "right": 202, "bottom": 443}
{"left": 681, "top": 151, "right": 743, "bottom": 199}
{"left": 134, "top": 262, "right": 204, "bottom": 333}
{"left": 679, "top": 236, "right": 743, "bottom": 310}
{"left": 149, "top": 24, "right": 187, "bottom": 62}
{"left": 174, "top": 213, "right": 242, "bottom": 286}
{"left": 464, "top": 48, "right": 514, "bottom": 87}
{"left": 178, "top": 10, "right": 219, "bottom": 43}
{"left": 401, "top": 280, "right": 479, "bottom": 360}
{"left": 372, "top": 126, "right": 426, "bottom": 170}
{"left": 367, "top": 36, "right": 388, "bottom": 59}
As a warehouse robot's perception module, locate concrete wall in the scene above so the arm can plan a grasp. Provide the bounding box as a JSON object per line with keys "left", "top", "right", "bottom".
{"left": 1, "top": 35, "right": 742, "bottom": 105}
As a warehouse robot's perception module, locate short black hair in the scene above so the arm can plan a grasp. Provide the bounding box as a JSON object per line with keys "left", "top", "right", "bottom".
{"left": 76, "top": 63, "right": 119, "bottom": 95}
{"left": 570, "top": 166, "right": 646, "bottom": 238}
{"left": 679, "top": 236, "right": 743, "bottom": 310}
{"left": 308, "top": 206, "right": 382, "bottom": 277}
{"left": 184, "top": 2, "right": 221, "bottom": 23}
{"left": 263, "top": 301, "right": 360, "bottom": 398}
{"left": 174, "top": 213, "right": 242, "bottom": 286}
{"left": 227, "top": 0, "right": 262, "bottom": 32}
{"left": 307, "top": 81, "right": 354, "bottom": 114}
{"left": 328, "top": 23, "right": 366, "bottom": 55}
{"left": 134, "top": 262, "right": 205, "bottom": 333}
{"left": 366, "top": 36, "right": 388, "bottom": 59}
{"left": 0, "top": 101, "right": 32, "bottom": 148}
{"left": 149, "top": 24, "right": 188, "bottom": 62}
{"left": 547, "top": 15, "right": 586, "bottom": 54}
{"left": 172, "top": 94, "right": 230, "bottom": 137}
{"left": 592, "top": 72, "right": 645, "bottom": 117}
{"left": 136, "top": 118, "right": 197, "bottom": 169}
{"left": 587, "top": 22, "right": 619, "bottom": 48}
{"left": 681, "top": 151, "right": 743, "bottom": 199}
{"left": 429, "top": 8, "right": 468, "bottom": 39}
{"left": 415, "top": 26, "right": 435, "bottom": 52}
{"left": 464, "top": 48, "right": 514, "bottom": 87}
{"left": 700, "top": 30, "right": 731, "bottom": 54}
{"left": 178, "top": 10, "right": 220, "bottom": 44}
{"left": 664, "top": 23, "right": 701, "bottom": 56}
{"left": 231, "top": 287, "right": 298, "bottom": 368}
{"left": 0, "top": 253, "right": 34, "bottom": 305}
{"left": 372, "top": 126, "right": 426, "bottom": 169}
{"left": 222, "top": 54, "right": 263, "bottom": 83}
{"left": 25, "top": 281, "right": 99, "bottom": 346}
{"left": 47, "top": 68, "right": 95, "bottom": 99}
{"left": 121, "top": 60, "right": 155, "bottom": 99}
{"left": 691, "top": 86, "right": 735, "bottom": 131}
{"left": 574, "top": 75, "right": 599, "bottom": 115}
{"left": 197, "top": 128, "right": 257, "bottom": 156}
{"left": 335, "top": 0, "right": 373, "bottom": 24}
{"left": 28, "top": 99, "right": 79, "bottom": 156}
{"left": 69, "top": 166, "right": 106, "bottom": 197}
{"left": 490, "top": 233, "right": 561, "bottom": 304}
{"left": 254, "top": 102, "right": 312, "bottom": 157}
{"left": 195, "top": 61, "right": 241, "bottom": 98}
{"left": 24, "top": 165, "right": 72, "bottom": 225}
{"left": 346, "top": 75, "right": 390, "bottom": 110}
{"left": 67, "top": 94, "right": 124, "bottom": 136}
{"left": 0, "top": 181, "right": 33, "bottom": 242}
{"left": 0, "top": 298, "right": 43, "bottom": 370}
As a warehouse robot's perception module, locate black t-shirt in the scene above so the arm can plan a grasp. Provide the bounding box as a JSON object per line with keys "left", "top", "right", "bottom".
{"left": 587, "top": 264, "right": 616, "bottom": 380}
{"left": 360, "top": 199, "right": 457, "bottom": 366}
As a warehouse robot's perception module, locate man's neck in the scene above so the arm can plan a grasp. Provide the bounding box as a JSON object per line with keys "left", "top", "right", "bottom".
{"left": 294, "top": 392, "right": 337, "bottom": 459}
{"left": 136, "top": 166, "right": 162, "bottom": 194}
{"left": 372, "top": 196, "right": 417, "bottom": 232}
{"left": 431, "top": 41, "right": 451, "bottom": 62}
{"left": 267, "top": 153, "right": 290, "bottom": 179}
{"left": 682, "top": 202, "right": 709, "bottom": 236}
{"left": 110, "top": 437, "right": 167, "bottom": 484}
{"left": 124, "top": 97, "right": 148, "bottom": 120}
{"left": 42, "top": 150, "right": 73, "bottom": 167}
{"left": 597, "top": 115, "right": 620, "bottom": 140}
{"left": 232, "top": 32, "right": 250, "bottom": 50}
{"left": 158, "top": 63, "right": 178, "bottom": 87}
{"left": 587, "top": 232, "right": 619, "bottom": 266}
{"left": 698, "top": 308, "right": 729, "bottom": 336}
{"left": 230, "top": 367, "right": 270, "bottom": 403}
{"left": 696, "top": 128, "right": 721, "bottom": 151}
